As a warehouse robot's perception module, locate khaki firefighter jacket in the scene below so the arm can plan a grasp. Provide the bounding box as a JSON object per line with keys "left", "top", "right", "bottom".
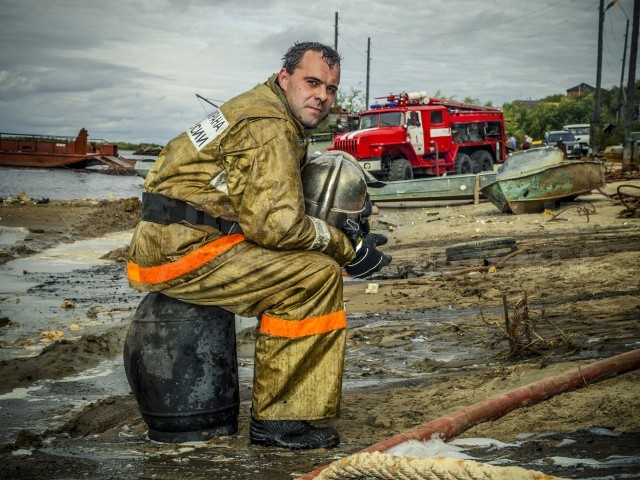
{"left": 128, "top": 74, "right": 354, "bottom": 291}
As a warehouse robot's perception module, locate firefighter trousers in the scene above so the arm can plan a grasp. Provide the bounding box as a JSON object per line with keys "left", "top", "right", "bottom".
{"left": 162, "top": 240, "right": 346, "bottom": 421}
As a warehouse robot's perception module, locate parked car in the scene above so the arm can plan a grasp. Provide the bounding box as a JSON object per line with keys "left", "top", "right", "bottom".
{"left": 542, "top": 130, "right": 586, "bottom": 159}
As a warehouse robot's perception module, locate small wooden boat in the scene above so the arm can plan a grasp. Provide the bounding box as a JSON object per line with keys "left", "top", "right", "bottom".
{"left": 134, "top": 158, "right": 156, "bottom": 179}
{"left": 480, "top": 147, "right": 605, "bottom": 214}
{"left": 368, "top": 171, "right": 497, "bottom": 202}
{"left": 0, "top": 128, "right": 131, "bottom": 169}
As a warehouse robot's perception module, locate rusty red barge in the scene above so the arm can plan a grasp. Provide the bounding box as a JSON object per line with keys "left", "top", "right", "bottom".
{"left": 0, "top": 128, "right": 133, "bottom": 170}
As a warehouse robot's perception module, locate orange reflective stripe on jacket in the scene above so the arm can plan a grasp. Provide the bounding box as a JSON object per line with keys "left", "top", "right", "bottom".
{"left": 260, "top": 310, "right": 346, "bottom": 338}
{"left": 127, "top": 233, "right": 245, "bottom": 285}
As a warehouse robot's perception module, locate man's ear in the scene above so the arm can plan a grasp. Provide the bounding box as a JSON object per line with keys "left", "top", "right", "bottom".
{"left": 277, "top": 67, "right": 289, "bottom": 93}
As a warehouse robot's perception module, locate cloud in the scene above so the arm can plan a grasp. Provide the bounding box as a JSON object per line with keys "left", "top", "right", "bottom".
{"left": 0, "top": 0, "right": 633, "bottom": 144}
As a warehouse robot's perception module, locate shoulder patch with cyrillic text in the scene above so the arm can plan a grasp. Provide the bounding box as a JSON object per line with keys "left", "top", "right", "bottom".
{"left": 187, "top": 109, "right": 229, "bottom": 151}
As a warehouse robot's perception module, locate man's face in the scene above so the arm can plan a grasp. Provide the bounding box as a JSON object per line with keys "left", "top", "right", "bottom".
{"left": 278, "top": 50, "right": 340, "bottom": 128}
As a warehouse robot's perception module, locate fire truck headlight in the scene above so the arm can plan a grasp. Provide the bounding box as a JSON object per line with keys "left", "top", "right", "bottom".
{"left": 363, "top": 162, "right": 371, "bottom": 170}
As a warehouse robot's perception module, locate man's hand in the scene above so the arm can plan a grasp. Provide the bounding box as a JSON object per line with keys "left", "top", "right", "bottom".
{"left": 341, "top": 219, "right": 392, "bottom": 278}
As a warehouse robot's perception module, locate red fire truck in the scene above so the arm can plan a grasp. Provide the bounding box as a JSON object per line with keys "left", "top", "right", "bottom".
{"left": 330, "top": 91, "right": 507, "bottom": 181}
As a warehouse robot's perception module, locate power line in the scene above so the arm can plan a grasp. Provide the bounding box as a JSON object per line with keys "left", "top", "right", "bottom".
{"left": 363, "top": 0, "right": 578, "bottom": 39}
{"left": 338, "top": 30, "right": 368, "bottom": 59}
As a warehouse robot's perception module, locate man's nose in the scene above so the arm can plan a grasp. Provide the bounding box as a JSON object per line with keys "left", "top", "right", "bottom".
{"left": 315, "top": 87, "right": 329, "bottom": 102}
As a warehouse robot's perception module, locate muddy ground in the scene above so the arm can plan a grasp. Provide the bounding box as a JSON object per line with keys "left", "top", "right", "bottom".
{"left": 0, "top": 178, "right": 639, "bottom": 479}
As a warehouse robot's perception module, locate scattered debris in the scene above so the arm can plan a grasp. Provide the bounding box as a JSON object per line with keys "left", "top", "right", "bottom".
{"left": 60, "top": 300, "right": 77, "bottom": 309}
{"left": 480, "top": 291, "right": 576, "bottom": 359}
{"left": 365, "top": 283, "right": 379, "bottom": 294}
{"left": 615, "top": 184, "right": 640, "bottom": 218}
{"left": 42, "top": 330, "right": 64, "bottom": 341}
{"left": 547, "top": 202, "right": 596, "bottom": 223}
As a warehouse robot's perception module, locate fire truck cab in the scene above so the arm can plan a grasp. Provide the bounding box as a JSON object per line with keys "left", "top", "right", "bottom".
{"left": 330, "top": 91, "right": 507, "bottom": 181}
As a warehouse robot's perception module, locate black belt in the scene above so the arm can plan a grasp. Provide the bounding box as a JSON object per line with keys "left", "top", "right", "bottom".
{"left": 141, "top": 192, "right": 243, "bottom": 235}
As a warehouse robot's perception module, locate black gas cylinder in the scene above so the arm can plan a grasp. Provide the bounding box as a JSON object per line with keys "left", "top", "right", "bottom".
{"left": 123, "top": 292, "right": 239, "bottom": 443}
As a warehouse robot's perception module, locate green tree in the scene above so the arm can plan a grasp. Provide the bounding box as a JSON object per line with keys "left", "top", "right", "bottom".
{"left": 501, "top": 80, "right": 640, "bottom": 149}
{"left": 336, "top": 87, "right": 365, "bottom": 113}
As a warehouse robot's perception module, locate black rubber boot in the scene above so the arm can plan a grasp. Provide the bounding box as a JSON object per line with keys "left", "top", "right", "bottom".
{"left": 249, "top": 419, "right": 340, "bottom": 450}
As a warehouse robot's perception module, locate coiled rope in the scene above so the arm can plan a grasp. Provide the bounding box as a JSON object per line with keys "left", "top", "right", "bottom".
{"left": 314, "top": 452, "right": 565, "bottom": 479}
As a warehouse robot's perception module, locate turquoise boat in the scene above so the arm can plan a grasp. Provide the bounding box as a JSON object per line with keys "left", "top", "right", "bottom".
{"left": 480, "top": 147, "right": 605, "bottom": 214}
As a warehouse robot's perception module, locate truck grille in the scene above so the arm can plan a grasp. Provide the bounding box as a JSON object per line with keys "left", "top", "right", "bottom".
{"left": 334, "top": 139, "right": 358, "bottom": 156}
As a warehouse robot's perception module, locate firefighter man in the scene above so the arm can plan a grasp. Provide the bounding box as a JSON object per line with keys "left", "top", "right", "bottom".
{"left": 127, "top": 41, "right": 390, "bottom": 449}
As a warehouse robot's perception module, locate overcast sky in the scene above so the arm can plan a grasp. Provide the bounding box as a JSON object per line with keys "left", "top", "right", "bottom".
{"left": 0, "top": 0, "right": 636, "bottom": 144}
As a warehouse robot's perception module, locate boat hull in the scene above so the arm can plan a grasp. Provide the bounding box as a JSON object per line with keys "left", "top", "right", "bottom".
{"left": 0, "top": 152, "right": 94, "bottom": 168}
{"left": 481, "top": 161, "right": 605, "bottom": 214}
{"left": 134, "top": 159, "right": 156, "bottom": 179}
{"left": 0, "top": 128, "right": 121, "bottom": 169}
{"left": 368, "top": 172, "right": 497, "bottom": 202}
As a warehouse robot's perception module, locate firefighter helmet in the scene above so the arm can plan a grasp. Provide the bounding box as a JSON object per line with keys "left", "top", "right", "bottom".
{"left": 301, "top": 150, "right": 368, "bottom": 228}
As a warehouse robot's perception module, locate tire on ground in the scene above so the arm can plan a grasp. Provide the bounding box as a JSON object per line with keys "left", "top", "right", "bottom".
{"left": 446, "top": 237, "right": 517, "bottom": 261}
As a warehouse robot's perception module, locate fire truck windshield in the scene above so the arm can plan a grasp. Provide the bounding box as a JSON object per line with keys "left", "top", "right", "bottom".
{"left": 360, "top": 111, "right": 404, "bottom": 129}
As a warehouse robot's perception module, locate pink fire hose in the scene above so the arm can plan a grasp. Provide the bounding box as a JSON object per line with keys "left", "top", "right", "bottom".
{"left": 301, "top": 348, "right": 640, "bottom": 480}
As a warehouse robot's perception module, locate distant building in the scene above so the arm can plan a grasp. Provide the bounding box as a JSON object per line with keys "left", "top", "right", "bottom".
{"left": 513, "top": 83, "right": 597, "bottom": 107}
{"left": 514, "top": 99, "right": 541, "bottom": 109}
{"left": 566, "top": 83, "right": 595, "bottom": 97}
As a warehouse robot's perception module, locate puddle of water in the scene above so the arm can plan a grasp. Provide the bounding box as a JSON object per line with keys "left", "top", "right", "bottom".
{"left": 0, "top": 231, "right": 141, "bottom": 361}
{"left": 0, "top": 357, "right": 132, "bottom": 443}
{"left": 0, "top": 226, "right": 29, "bottom": 248}
{"left": 1, "top": 231, "right": 133, "bottom": 275}
{"left": 341, "top": 309, "right": 492, "bottom": 389}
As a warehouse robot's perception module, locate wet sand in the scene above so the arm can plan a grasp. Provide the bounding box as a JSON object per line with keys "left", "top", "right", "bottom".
{"left": 1, "top": 181, "right": 639, "bottom": 479}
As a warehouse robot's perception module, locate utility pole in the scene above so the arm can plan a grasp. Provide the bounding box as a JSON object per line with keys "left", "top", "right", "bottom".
{"left": 366, "top": 38, "right": 371, "bottom": 109}
{"left": 333, "top": 12, "right": 338, "bottom": 108}
{"left": 592, "top": 0, "right": 605, "bottom": 158}
{"left": 624, "top": 0, "right": 639, "bottom": 164}
{"left": 617, "top": 18, "right": 629, "bottom": 123}
{"left": 334, "top": 12, "right": 338, "bottom": 52}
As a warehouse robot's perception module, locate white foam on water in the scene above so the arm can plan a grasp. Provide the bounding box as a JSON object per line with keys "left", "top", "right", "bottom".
{"left": 387, "top": 438, "right": 475, "bottom": 460}
{"left": 0, "top": 384, "right": 45, "bottom": 401}
{"left": 450, "top": 437, "right": 521, "bottom": 448}
{"left": 385, "top": 435, "right": 640, "bottom": 477}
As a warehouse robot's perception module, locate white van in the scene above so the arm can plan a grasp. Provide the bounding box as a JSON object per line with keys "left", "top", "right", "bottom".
{"left": 563, "top": 124, "right": 590, "bottom": 154}
{"left": 563, "top": 124, "right": 590, "bottom": 145}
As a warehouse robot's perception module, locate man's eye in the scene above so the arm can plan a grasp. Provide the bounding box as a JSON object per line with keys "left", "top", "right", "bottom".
{"left": 327, "top": 88, "right": 337, "bottom": 95}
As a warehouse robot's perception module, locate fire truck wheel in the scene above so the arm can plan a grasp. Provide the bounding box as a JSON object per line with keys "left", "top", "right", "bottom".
{"left": 454, "top": 153, "right": 473, "bottom": 175}
{"left": 471, "top": 150, "right": 494, "bottom": 173}
{"left": 445, "top": 237, "right": 517, "bottom": 261}
{"left": 388, "top": 158, "right": 413, "bottom": 181}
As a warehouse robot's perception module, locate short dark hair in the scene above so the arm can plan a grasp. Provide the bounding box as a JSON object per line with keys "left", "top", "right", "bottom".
{"left": 282, "top": 41, "right": 341, "bottom": 73}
